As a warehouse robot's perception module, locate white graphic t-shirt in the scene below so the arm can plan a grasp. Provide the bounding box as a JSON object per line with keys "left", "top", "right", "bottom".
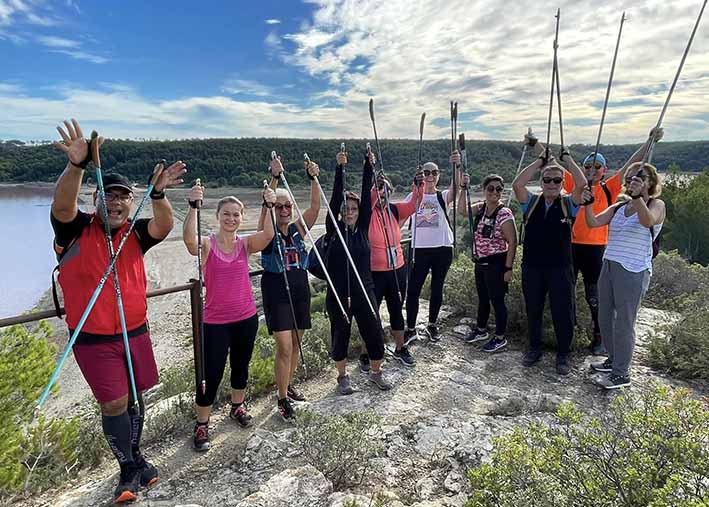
{"left": 406, "top": 190, "right": 454, "bottom": 248}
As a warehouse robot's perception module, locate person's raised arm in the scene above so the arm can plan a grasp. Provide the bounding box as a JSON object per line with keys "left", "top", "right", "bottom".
{"left": 512, "top": 155, "right": 545, "bottom": 204}
{"left": 359, "top": 151, "right": 374, "bottom": 230}
{"left": 147, "top": 160, "right": 186, "bottom": 240}
{"left": 52, "top": 119, "right": 103, "bottom": 222}
{"left": 327, "top": 151, "right": 347, "bottom": 235}
{"left": 618, "top": 127, "right": 664, "bottom": 183}
{"left": 581, "top": 187, "right": 617, "bottom": 227}
{"left": 395, "top": 168, "right": 424, "bottom": 223}
{"left": 626, "top": 177, "right": 666, "bottom": 228}
{"left": 247, "top": 187, "right": 277, "bottom": 254}
{"left": 183, "top": 182, "right": 206, "bottom": 256}
{"left": 259, "top": 157, "right": 282, "bottom": 230}
{"left": 302, "top": 160, "right": 321, "bottom": 229}
{"left": 560, "top": 149, "right": 587, "bottom": 205}
{"left": 445, "top": 151, "right": 462, "bottom": 205}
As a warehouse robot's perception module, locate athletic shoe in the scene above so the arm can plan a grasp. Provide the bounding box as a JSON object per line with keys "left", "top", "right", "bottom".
{"left": 464, "top": 328, "right": 489, "bottom": 344}
{"left": 277, "top": 398, "right": 296, "bottom": 421}
{"left": 601, "top": 374, "right": 631, "bottom": 390}
{"left": 337, "top": 374, "right": 354, "bottom": 395}
{"left": 359, "top": 353, "right": 371, "bottom": 373}
{"left": 369, "top": 370, "right": 393, "bottom": 390}
{"left": 556, "top": 354, "right": 571, "bottom": 376}
{"left": 229, "top": 403, "right": 253, "bottom": 428}
{"left": 193, "top": 422, "right": 210, "bottom": 452}
{"left": 426, "top": 324, "right": 441, "bottom": 343}
{"left": 114, "top": 465, "right": 141, "bottom": 503}
{"left": 393, "top": 346, "right": 415, "bottom": 366}
{"left": 482, "top": 336, "right": 507, "bottom": 353}
{"left": 403, "top": 329, "right": 418, "bottom": 347}
{"left": 591, "top": 358, "right": 613, "bottom": 373}
{"left": 287, "top": 384, "right": 306, "bottom": 402}
{"left": 134, "top": 454, "right": 159, "bottom": 487}
{"left": 522, "top": 349, "right": 543, "bottom": 367}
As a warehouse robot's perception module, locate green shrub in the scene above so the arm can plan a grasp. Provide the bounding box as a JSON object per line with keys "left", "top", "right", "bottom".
{"left": 294, "top": 408, "right": 383, "bottom": 490}
{"left": 0, "top": 323, "right": 103, "bottom": 498}
{"left": 443, "top": 250, "right": 592, "bottom": 350}
{"left": 645, "top": 250, "right": 709, "bottom": 311}
{"left": 467, "top": 384, "right": 709, "bottom": 507}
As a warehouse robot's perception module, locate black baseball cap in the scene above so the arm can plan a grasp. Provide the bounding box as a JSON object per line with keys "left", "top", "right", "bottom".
{"left": 101, "top": 173, "right": 133, "bottom": 192}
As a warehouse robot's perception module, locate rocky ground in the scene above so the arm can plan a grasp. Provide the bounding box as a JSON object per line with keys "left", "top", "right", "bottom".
{"left": 23, "top": 303, "right": 702, "bottom": 507}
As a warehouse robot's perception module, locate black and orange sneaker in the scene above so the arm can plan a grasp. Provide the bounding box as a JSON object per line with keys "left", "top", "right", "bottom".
{"left": 229, "top": 403, "right": 253, "bottom": 428}
{"left": 114, "top": 465, "right": 141, "bottom": 503}
{"left": 277, "top": 397, "right": 296, "bottom": 422}
{"left": 193, "top": 422, "right": 210, "bottom": 452}
{"left": 134, "top": 454, "right": 159, "bottom": 488}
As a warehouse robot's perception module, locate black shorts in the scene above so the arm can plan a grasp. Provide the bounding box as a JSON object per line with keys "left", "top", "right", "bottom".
{"left": 261, "top": 270, "right": 312, "bottom": 334}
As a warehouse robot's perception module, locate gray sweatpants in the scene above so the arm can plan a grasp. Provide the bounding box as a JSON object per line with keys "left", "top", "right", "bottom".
{"left": 597, "top": 260, "right": 651, "bottom": 376}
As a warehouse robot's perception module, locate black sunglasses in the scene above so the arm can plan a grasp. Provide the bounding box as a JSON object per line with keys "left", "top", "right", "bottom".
{"left": 423, "top": 169, "right": 439, "bottom": 177}
{"left": 584, "top": 162, "right": 603, "bottom": 170}
{"left": 275, "top": 203, "right": 292, "bottom": 210}
{"left": 486, "top": 185, "right": 503, "bottom": 193}
{"left": 542, "top": 177, "right": 563, "bottom": 185}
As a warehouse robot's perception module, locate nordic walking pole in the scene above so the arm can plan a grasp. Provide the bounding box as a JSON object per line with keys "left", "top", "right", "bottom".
{"left": 408, "top": 112, "right": 426, "bottom": 293}
{"left": 368, "top": 99, "right": 403, "bottom": 303}
{"left": 195, "top": 178, "right": 206, "bottom": 395}
{"left": 635, "top": 0, "right": 707, "bottom": 178}
{"left": 271, "top": 151, "right": 351, "bottom": 322}
{"left": 36, "top": 158, "right": 163, "bottom": 410}
{"left": 266, "top": 178, "right": 307, "bottom": 375}
{"left": 91, "top": 131, "right": 139, "bottom": 407}
{"left": 340, "top": 142, "right": 351, "bottom": 313}
{"left": 450, "top": 102, "right": 459, "bottom": 254}
{"left": 545, "top": 9, "right": 561, "bottom": 161}
{"left": 507, "top": 129, "right": 532, "bottom": 207}
{"left": 586, "top": 12, "right": 626, "bottom": 204}
{"left": 458, "top": 133, "right": 475, "bottom": 258}
{"left": 307, "top": 153, "right": 379, "bottom": 318}
{"left": 554, "top": 49, "right": 565, "bottom": 153}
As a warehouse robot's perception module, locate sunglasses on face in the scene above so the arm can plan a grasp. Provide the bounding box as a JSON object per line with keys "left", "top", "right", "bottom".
{"left": 275, "top": 203, "right": 292, "bottom": 211}
{"left": 423, "top": 169, "right": 439, "bottom": 177}
{"left": 542, "top": 177, "right": 564, "bottom": 185}
{"left": 625, "top": 176, "right": 647, "bottom": 185}
{"left": 104, "top": 193, "right": 133, "bottom": 203}
{"left": 486, "top": 185, "right": 503, "bottom": 193}
{"left": 584, "top": 163, "right": 603, "bottom": 170}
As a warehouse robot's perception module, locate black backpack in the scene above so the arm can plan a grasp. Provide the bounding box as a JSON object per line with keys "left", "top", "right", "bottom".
{"left": 307, "top": 233, "right": 333, "bottom": 280}
{"left": 612, "top": 199, "right": 662, "bottom": 259}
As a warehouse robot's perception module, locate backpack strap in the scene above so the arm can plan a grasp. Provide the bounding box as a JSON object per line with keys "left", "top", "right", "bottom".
{"left": 436, "top": 191, "right": 452, "bottom": 231}
{"left": 601, "top": 181, "right": 613, "bottom": 207}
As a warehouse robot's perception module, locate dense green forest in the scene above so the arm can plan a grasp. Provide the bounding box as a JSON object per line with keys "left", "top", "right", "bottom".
{"left": 1, "top": 138, "right": 708, "bottom": 189}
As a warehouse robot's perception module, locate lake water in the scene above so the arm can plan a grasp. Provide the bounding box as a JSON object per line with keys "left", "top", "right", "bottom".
{"left": 0, "top": 186, "right": 58, "bottom": 319}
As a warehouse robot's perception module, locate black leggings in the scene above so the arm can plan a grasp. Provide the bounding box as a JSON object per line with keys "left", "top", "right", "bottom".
{"left": 372, "top": 266, "right": 407, "bottom": 331}
{"left": 475, "top": 253, "right": 508, "bottom": 335}
{"left": 406, "top": 246, "right": 453, "bottom": 328}
{"left": 572, "top": 244, "right": 604, "bottom": 336}
{"left": 327, "top": 290, "right": 385, "bottom": 362}
{"left": 196, "top": 314, "right": 259, "bottom": 407}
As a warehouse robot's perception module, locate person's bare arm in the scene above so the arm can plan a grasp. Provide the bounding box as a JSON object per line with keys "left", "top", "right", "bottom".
{"left": 146, "top": 161, "right": 186, "bottom": 240}
{"left": 246, "top": 188, "right": 277, "bottom": 254}
{"left": 502, "top": 218, "right": 517, "bottom": 281}
{"left": 618, "top": 128, "right": 664, "bottom": 182}
{"left": 512, "top": 158, "right": 543, "bottom": 203}
{"left": 301, "top": 162, "right": 321, "bottom": 229}
{"left": 563, "top": 153, "right": 587, "bottom": 205}
{"left": 183, "top": 182, "right": 205, "bottom": 256}
{"left": 581, "top": 188, "right": 617, "bottom": 227}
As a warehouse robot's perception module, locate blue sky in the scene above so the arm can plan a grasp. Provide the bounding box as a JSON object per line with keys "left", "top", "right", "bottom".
{"left": 1, "top": 0, "right": 708, "bottom": 143}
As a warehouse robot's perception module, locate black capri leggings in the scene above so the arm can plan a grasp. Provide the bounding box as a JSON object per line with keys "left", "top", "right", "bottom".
{"left": 372, "top": 266, "right": 407, "bottom": 331}
{"left": 196, "top": 314, "right": 259, "bottom": 407}
{"left": 474, "top": 253, "right": 508, "bottom": 335}
{"left": 406, "top": 246, "right": 454, "bottom": 329}
{"left": 327, "top": 289, "right": 385, "bottom": 362}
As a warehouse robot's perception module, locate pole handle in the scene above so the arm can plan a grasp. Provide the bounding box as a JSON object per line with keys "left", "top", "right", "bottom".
{"left": 90, "top": 131, "right": 100, "bottom": 169}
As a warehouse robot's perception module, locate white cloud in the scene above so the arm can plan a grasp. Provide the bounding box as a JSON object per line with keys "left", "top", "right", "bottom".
{"left": 265, "top": 18, "right": 281, "bottom": 24}
{"left": 37, "top": 35, "right": 79, "bottom": 48}
{"left": 49, "top": 49, "right": 108, "bottom": 64}
{"left": 221, "top": 78, "right": 273, "bottom": 97}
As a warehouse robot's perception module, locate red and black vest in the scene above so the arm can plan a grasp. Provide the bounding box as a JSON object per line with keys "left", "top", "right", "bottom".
{"left": 57, "top": 216, "right": 148, "bottom": 339}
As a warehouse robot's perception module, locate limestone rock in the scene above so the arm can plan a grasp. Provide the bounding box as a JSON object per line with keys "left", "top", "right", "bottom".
{"left": 236, "top": 465, "right": 332, "bottom": 507}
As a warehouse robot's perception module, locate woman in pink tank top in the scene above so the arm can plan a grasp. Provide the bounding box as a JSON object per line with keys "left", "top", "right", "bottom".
{"left": 182, "top": 183, "right": 276, "bottom": 451}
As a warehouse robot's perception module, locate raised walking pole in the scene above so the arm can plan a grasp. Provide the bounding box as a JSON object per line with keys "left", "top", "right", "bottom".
{"left": 37, "top": 158, "right": 162, "bottom": 410}
{"left": 271, "top": 151, "right": 351, "bottom": 322}
{"left": 194, "top": 178, "right": 206, "bottom": 395}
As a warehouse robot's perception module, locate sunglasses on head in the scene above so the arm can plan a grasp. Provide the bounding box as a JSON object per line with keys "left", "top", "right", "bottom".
{"left": 275, "top": 203, "right": 292, "bottom": 210}
{"left": 423, "top": 169, "right": 439, "bottom": 177}
{"left": 542, "top": 177, "right": 564, "bottom": 185}
{"left": 486, "top": 185, "right": 503, "bottom": 193}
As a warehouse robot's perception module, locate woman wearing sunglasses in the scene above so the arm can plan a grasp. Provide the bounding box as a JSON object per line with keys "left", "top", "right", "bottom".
{"left": 404, "top": 153, "right": 462, "bottom": 343}
{"left": 457, "top": 174, "right": 517, "bottom": 353}
{"left": 325, "top": 149, "right": 391, "bottom": 395}
{"left": 512, "top": 151, "right": 586, "bottom": 375}
{"left": 183, "top": 183, "right": 277, "bottom": 451}
{"left": 258, "top": 156, "right": 321, "bottom": 420}
{"left": 582, "top": 163, "right": 665, "bottom": 390}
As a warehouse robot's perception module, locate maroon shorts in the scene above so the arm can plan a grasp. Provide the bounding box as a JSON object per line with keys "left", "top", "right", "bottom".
{"left": 73, "top": 332, "right": 159, "bottom": 403}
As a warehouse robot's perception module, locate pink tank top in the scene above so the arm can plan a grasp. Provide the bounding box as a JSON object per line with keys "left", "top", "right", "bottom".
{"left": 203, "top": 234, "right": 257, "bottom": 324}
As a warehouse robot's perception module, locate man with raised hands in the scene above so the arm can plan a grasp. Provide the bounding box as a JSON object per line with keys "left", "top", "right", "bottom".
{"left": 51, "top": 118, "right": 186, "bottom": 503}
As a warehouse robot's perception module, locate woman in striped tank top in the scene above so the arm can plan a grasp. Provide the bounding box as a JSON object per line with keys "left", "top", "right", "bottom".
{"left": 183, "top": 184, "right": 277, "bottom": 451}
{"left": 582, "top": 162, "right": 665, "bottom": 390}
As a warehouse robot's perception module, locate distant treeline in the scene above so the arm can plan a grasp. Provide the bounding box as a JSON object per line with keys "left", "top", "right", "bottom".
{"left": 1, "top": 138, "right": 708, "bottom": 189}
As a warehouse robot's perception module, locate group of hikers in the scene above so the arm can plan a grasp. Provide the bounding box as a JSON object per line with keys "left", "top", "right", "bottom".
{"left": 48, "top": 117, "right": 666, "bottom": 503}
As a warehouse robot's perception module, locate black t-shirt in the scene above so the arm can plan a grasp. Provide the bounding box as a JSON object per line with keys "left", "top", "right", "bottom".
{"left": 51, "top": 210, "right": 162, "bottom": 255}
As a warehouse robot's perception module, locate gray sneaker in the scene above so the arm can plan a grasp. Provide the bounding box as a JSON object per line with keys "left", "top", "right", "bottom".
{"left": 369, "top": 370, "right": 393, "bottom": 391}
{"left": 393, "top": 346, "right": 415, "bottom": 366}
{"left": 337, "top": 374, "right": 354, "bottom": 395}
